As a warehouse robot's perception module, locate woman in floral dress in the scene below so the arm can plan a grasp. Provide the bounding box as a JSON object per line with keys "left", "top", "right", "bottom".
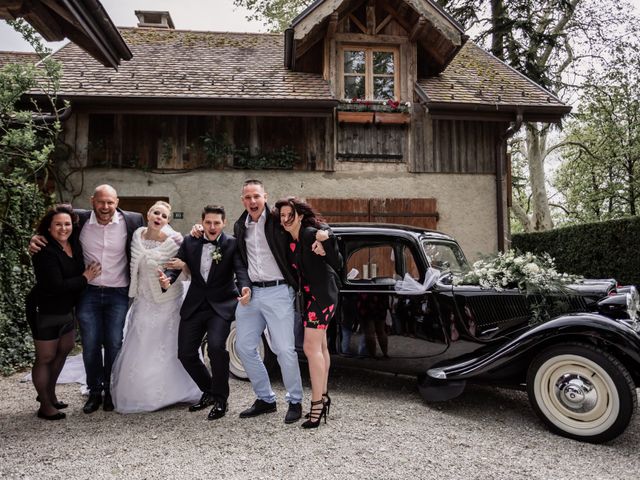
{"left": 274, "top": 197, "right": 341, "bottom": 428}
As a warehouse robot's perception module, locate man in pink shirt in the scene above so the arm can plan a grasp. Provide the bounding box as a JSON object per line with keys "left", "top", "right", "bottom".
{"left": 30, "top": 185, "right": 143, "bottom": 413}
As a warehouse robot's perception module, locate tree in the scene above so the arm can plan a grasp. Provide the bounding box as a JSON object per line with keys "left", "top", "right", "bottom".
{"left": 553, "top": 39, "right": 640, "bottom": 224}
{"left": 438, "top": 0, "right": 635, "bottom": 232}
{"left": 233, "top": 0, "right": 312, "bottom": 31}
{"left": 0, "top": 19, "right": 63, "bottom": 374}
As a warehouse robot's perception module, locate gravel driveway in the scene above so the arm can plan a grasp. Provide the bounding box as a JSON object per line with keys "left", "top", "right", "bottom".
{"left": 1, "top": 365, "right": 639, "bottom": 480}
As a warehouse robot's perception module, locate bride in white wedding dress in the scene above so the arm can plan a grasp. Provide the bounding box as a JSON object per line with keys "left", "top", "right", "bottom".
{"left": 111, "top": 201, "right": 200, "bottom": 413}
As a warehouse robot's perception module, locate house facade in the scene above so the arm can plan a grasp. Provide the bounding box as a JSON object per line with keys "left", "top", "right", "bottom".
{"left": 36, "top": 0, "right": 569, "bottom": 259}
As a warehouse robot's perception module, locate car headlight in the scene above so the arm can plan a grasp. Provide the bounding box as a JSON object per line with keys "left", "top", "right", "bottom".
{"left": 626, "top": 286, "right": 640, "bottom": 323}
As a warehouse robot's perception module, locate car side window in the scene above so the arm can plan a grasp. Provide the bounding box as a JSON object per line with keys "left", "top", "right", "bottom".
{"left": 344, "top": 240, "right": 422, "bottom": 283}
{"left": 346, "top": 245, "right": 395, "bottom": 280}
{"left": 422, "top": 241, "right": 467, "bottom": 274}
{"left": 403, "top": 245, "right": 420, "bottom": 280}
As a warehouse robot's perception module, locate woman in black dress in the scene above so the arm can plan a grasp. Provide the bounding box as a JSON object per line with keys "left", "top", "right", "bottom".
{"left": 274, "top": 197, "right": 341, "bottom": 428}
{"left": 26, "top": 205, "right": 100, "bottom": 420}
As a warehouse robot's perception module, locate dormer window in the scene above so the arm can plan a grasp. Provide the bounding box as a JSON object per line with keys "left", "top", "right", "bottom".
{"left": 342, "top": 46, "right": 398, "bottom": 100}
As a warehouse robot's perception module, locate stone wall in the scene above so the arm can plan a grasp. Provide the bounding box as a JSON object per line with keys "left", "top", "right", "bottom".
{"left": 63, "top": 168, "right": 497, "bottom": 261}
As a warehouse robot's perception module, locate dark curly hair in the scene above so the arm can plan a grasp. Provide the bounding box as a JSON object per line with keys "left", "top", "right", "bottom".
{"left": 36, "top": 204, "right": 78, "bottom": 241}
{"left": 273, "top": 197, "right": 325, "bottom": 229}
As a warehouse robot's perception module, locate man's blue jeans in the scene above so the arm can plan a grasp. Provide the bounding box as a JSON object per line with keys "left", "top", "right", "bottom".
{"left": 76, "top": 286, "right": 129, "bottom": 396}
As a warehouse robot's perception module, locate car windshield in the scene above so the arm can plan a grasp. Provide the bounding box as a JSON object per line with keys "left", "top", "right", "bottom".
{"left": 421, "top": 240, "right": 468, "bottom": 274}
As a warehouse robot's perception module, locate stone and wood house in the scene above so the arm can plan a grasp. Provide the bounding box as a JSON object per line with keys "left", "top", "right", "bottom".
{"left": 20, "top": 0, "right": 570, "bottom": 258}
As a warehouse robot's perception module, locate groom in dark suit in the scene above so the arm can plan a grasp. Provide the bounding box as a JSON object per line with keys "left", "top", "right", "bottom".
{"left": 160, "top": 205, "right": 251, "bottom": 420}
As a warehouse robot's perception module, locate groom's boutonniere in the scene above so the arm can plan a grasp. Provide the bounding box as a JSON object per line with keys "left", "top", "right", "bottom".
{"left": 211, "top": 246, "right": 222, "bottom": 264}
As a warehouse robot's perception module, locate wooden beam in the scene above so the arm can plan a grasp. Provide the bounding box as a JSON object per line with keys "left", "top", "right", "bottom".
{"left": 293, "top": 0, "right": 343, "bottom": 40}
{"left": 335, "top": 32, "right": 407, "bottom": 45}
{"left": 397, "top": 2, "right": 411, "bottom": 20}
{"left": 114, "top": 113, "right": 123, "bottom": 167}
{"left": 366, "top": 0, "right": 375, "bottom": 35}
{"left": 404, "top": 0, "right": 462, "bottom": 44}
{"left": 249, "top": 116, "right": 259, "bottom": 157}
{"left": 43, "top": 0, "right": 82, "bottom": 27}
{"left": 348, "top": 13, "right": 367, "bottom": 34}
{"left": 410, "top": 16, "right": 428, "bottom": 42}
{"left": 0, "top": 0, "right": 24, "bottom": 19}
{"left": 224, "top": 117, "right": 234, "bottom": 167}
{"left": 380, "top": 4, "right": 412, "bottom": 33}
{"left": 23, "top": 2, "right": 66, "bottom": 41}
{"left": 76, "top": 112, "right": 89, "bottom": 168}
{"left": 327, "top": 11, "right": 338, "bottom": 39}
{"left": 295, "top": 28, "right": 324, "bottom": 60}
{"left": 375, "top": 14, "right": 393, "bottom": 34}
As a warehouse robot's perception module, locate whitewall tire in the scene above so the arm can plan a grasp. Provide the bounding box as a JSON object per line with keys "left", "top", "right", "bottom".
{"left": 526, "top": 343, "right": 636, "bottom": 443}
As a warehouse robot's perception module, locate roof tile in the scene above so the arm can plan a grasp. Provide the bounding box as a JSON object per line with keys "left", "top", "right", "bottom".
{"left": 0, "top": 51, "right": 40, "bottom": 68}
{"left": 418, "top": 42, "right": 565, "bottom": 108}
{"left": 52, "top": 28, "right": 333, "bottom": 102}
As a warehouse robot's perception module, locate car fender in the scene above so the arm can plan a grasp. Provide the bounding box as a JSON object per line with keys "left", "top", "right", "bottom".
{"left": 427, "top": 313, "right": 640, "bottom": 381}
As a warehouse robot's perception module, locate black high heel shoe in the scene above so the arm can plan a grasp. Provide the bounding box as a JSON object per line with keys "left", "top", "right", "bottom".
{"left": 37, "top": 410, "right": 66, "bottom": 421}
{"left": 305, "top": 391, "right": 332, "bottom": 419}
{"left": 301, "top": 399, "right": 326, "bottom": 429}
{"left": 323, "top": 392, "right": 331, "bottom": 417}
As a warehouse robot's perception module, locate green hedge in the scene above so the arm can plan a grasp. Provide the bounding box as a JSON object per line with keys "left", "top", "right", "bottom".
{"left": 511, "top": 216, "right": 640, "bottom": 286}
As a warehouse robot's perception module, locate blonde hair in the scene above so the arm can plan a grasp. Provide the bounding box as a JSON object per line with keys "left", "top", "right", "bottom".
{"left": 148, "top": 201, "right": 172, "bottom": 215}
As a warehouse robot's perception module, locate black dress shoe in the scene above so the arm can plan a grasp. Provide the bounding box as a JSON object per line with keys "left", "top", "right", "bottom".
{"left": 189, "top": 393, "right": 214, "bottom": 412}
{"left": 37, "top": 410, "right": 66, "bottom": 421}
{"left": 207, "top": 400, "right": 228, "bottom": 420}
{"left": 83, "top": 394, "right": 102, "bottom": 414}
{"left": 36, "top": 396, "right": 68, "bottom": 409}
{"left": 284, "top": 402, "right": 302, "bottom": 424}
{"left": 239, "top": 399, "right": 277, "bottom": 418}
{"left": 103, "top": 392, "right": 114, "bottom": 412}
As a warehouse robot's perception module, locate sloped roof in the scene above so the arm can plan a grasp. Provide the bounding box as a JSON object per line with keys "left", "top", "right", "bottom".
{"left": 0, "top": 0, "right": 130, "bottom": 69}
{"left": 0, "top": 51, "right": 39, "bottom": 68}
{"left": 51, "top": 27, "right": 335, "bottom": 106}
{"left": 417, "top": 42, "right": 570, "bottom": 119}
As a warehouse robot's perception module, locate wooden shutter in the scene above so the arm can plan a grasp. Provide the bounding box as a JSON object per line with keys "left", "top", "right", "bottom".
{"left": 306, "top": 197, "right": 438, "bottom": 229}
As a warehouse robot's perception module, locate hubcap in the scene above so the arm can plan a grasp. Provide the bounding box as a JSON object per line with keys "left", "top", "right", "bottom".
{"left": 533, "top": 353, "right": 621, "bottom": 436}
{"left": 555, "top": 374, "right": 597, "bottom": 413}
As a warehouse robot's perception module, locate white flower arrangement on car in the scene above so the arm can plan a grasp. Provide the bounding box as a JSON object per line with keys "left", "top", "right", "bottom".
{"left": 454, "top": 250, "right": 578, "bottom": 291}
{"left": 211, "top": 246, "right": 222, "bottom": 264}
{"left": 454, "top": 250, "right": 581, "bottom": 324}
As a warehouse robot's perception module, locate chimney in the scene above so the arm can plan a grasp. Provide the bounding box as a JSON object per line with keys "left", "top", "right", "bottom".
{"left": 135, "top": 11, "right": 175, "bottom": 29}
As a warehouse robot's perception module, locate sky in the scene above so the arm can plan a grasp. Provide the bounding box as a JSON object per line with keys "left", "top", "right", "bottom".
{"left": 2, "top": 0, "right": 640, "bottom": 52}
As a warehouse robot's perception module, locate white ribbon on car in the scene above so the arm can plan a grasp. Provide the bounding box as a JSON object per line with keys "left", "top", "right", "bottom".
{"left": 394, "top": 268, "right": 440, "bottom": 295}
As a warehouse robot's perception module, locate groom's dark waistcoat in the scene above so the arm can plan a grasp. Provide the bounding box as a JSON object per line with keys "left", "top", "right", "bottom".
{"left": 167, "top": 231, "right": 250, "bottom": 321}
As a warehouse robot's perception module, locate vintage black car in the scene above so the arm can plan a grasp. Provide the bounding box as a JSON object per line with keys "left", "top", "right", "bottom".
{"left": 224, "top": 224, "right": 640, "bottom": 443}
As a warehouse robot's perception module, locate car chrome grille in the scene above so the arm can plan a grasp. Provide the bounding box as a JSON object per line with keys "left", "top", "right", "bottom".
{"left": 465, "top": 295, "right": 530, "bottom": 330}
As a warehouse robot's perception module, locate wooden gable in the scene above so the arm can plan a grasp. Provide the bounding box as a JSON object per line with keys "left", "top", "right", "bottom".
{"left": 287, "top": 0, "right": 465, "bottom": 77}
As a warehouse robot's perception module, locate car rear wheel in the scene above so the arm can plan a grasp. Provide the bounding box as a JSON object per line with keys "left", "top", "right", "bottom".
{"left": 526, "top": 343, "right": 636, "bottom": 443}
{"left": 201, "top": 321, "right": 275, "bottom": 380}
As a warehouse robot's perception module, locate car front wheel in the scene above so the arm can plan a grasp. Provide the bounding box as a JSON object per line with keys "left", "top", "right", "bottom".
{"left": 526, "top": 343, "right": 637, "bottom": 443}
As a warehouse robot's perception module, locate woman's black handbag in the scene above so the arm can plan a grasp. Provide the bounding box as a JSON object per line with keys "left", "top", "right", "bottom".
{"left": 37, "top": 311, "right": 74, "bottom": 328}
